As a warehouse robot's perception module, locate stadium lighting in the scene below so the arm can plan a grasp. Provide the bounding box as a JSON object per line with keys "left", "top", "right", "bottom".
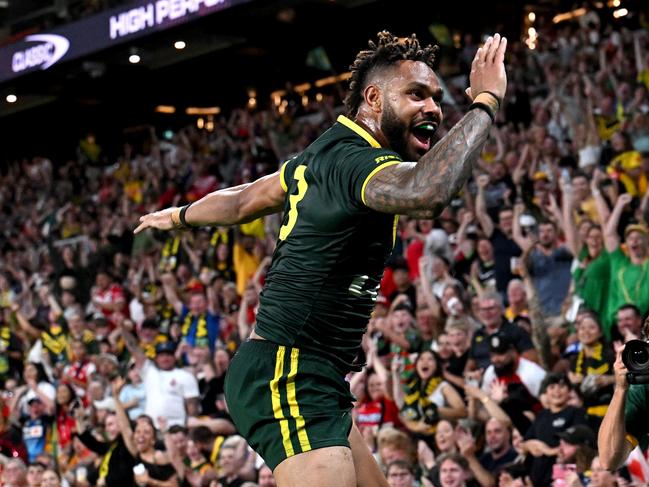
{"left": 6, "top": 94, "right": 17, "bottom": 103}
{"left": 129, "top": 53, "right": 141, "bottom": 64}
{"left": 186, "top": 107, "right": 221, "bottom": 115}
{"left": 155, "top": 105, "right": 176, "bottom": 114}
{"left": 613, "top": 8, "right": 628, "bottom": 18}
{"left": 174, "top": 41, "right": 186, "bottom": 50}
{"left": 553, "top": 7, "right": 586, "bottom": 23}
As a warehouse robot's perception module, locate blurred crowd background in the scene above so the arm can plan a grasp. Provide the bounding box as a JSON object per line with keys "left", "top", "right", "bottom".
{"left": 3, "top": 1, "right": 649, "bottom": 486}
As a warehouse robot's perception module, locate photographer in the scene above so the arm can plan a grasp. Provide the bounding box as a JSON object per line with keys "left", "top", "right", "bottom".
{"left": 598, "top": 340, "right": 649, "bottom": 470}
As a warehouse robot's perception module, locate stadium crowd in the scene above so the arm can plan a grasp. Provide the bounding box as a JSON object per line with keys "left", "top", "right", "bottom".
{"left": 2, "top": 6, "right": 649, "bottom": 487}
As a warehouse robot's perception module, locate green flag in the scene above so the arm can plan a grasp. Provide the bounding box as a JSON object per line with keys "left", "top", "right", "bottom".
{"left": 306, "top": 46, "right": 332, "bottom": 71}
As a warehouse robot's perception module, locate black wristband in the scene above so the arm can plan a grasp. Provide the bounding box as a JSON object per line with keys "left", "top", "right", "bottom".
{"left": 179, "top": 203, "right": 193, "bottom": 228}
{"left": 469, "top": 102, "right": 495, "bottom": 122}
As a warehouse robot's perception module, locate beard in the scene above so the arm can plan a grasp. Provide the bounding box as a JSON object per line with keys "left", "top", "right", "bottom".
{"left": 380, "top": 101, "right": 414, "bottom": 160}
{"left": 494, "top": 359, "right": 516, "bottom": 377}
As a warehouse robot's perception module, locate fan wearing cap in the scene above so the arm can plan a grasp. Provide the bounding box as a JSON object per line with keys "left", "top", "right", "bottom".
{"left": 160, "top": 273, "right": 220, "bottom": 353}
{"left": 603, "top": 193, "right": 649, "bottom": 324}
{"left": 15, "top": 396, "right": 52, "bottom": 463}
{"left": 120, "top": 325, "right": 199, "bottom": 428}
{"left": 481, "top": 331, "right": 546, "bottom": 405}
{"left": 521, "top": 373, "right": 588, "bottom": 487}
{"left": 555, "top": 425, "right": 597, "bottom": 474}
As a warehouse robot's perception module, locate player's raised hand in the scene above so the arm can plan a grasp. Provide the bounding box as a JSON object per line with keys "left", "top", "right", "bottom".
{"left": 467, "top": 33, "right": 507, "bottom": 102}
{"left": 134, "top": 207, "right": 178, "bottom": 234}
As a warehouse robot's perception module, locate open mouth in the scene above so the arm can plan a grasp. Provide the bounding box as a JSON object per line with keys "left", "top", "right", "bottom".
{"left": 411, "top": 121, "right": 437, "bottom": 152}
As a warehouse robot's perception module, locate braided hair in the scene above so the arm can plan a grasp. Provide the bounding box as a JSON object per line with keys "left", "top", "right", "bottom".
{"left": 344, "top": 30, "right": 438, "bottom": 117}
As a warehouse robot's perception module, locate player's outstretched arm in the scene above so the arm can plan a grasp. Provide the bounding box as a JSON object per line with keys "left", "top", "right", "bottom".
{"left": 134, "top": 171, "right": 285, "bottom": 233}
{"left": 365, "top": 34, "right": 507, "bottom": 219}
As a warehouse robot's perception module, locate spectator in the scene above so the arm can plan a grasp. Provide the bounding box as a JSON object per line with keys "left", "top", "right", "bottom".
{"left": 113, "top": 381, "right": 177, "bottom": 486}
{"left": 118, "top": 360, "right": 146, "bottom": 420}
{"left": 257, "top": 464, "right": 276, "bottom": 487}
{"left": 466, "top": 292, "right": 537, "bottom": 372}
{"left": 90, "top": 270, "right": 128, "bottom": 327}
{"left": 25, "top": 462, "right": 45, "bottom": 487}
{"left": 122, "top": 325, "right": 199, "bottom": 427}
{"left": 475, "top": 178, "right": 521, "bottom": 297}
{"left": 614, "top": 303, "right": 644, "bottom": 342}
{"left": 40, "top": 469, "right": 61, "bottom": 487}
{"left": 394, "top": 350, "right": 466, "bottom": 436}
{"left": 503, "top": 280, "right": 528, "bottom": 323}
{"left": 513, "top": 209, "right": 573, "bottom": 318}
{"left": 481, "top": 332, "right": 546, "bottom": 402}
{"left": 75, "top": 406, "right": 136, "bottom": 486}
{"left": 2, "top": 458, "right": 27, "bottom": 487}
{"left": 386, "top": 460, "right": 416, "bottom": 487}
{"left": 522, "top": 373, "right": 587, "bottom": 487}
{"left": 161, "top": 273, "right": 220, "bottom": 353}
{"left": 567, "top": 312, "right": 614, "bottom": 431}
{"left": 555, "top": 425, "right": 597, "bottom": 481}
{"left": 437, "top": 452, "right": 476, "bottom": 487}
{"left": 479, "top": 418, "right": 517, "bottom": 473}
{"left": 603, "top": 195, "right": 649, "bottom": 324}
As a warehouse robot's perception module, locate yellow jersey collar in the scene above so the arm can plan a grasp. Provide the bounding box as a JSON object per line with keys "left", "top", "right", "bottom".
{"left": 337, "top": 115, "right": 381, "bottom": 148}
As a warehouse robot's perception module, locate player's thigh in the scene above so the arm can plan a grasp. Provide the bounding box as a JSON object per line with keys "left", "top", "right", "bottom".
{"left": 273, "top": 445, "right": 356, "bottom": 487}
{"left": 349, "top": 423, "right": 389, "bottom": 487}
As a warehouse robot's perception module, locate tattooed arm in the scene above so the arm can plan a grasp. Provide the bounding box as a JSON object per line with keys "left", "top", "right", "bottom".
{"left": 365, "top": 110, "right": 493, "bottom": 218}
{"left": 364, "top": 35, "right": 507, "bottom": 218}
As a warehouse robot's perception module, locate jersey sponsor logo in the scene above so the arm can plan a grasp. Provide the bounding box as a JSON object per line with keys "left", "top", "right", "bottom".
{"left": 374, "top": 154, "right": 400, "bottom": 164}
{"left": 12, "top": 34, "right": 70, "bottom": 73}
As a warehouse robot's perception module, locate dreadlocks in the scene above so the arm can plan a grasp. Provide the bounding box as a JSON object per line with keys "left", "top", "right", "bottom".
{"left": 344, "top": 30, "right": 438, "bottom": 117}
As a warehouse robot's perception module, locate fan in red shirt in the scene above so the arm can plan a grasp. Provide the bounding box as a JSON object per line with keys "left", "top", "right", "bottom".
{"left": 90, "top": 270, "right": 128, "bottom": 327}
{"left": 355, "top": 369, "right": 402, "bottom": 439}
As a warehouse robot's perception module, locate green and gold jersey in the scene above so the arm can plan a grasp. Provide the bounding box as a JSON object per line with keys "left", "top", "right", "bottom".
{"left": 255, "top": 115, "right": 403, "bottom": 372}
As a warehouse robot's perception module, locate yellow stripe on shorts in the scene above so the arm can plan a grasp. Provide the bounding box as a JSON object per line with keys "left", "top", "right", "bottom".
{"left": 287, "top": 348, "right": 312, "bottom": 453}
{"left": 270, "top": 346, "right": 294, "bottom": 457}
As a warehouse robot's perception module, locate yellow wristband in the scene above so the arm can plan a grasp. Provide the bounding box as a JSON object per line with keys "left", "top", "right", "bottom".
{"left": 474, "top": 92, "right": 500, "bottom": 113}
{"left": 170, "top": 207, "right": 183, "bottom": 228}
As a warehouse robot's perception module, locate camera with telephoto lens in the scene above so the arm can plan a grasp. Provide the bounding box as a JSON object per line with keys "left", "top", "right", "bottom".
{"left": 622, "top": 340, "right": 649, "bottom": 384}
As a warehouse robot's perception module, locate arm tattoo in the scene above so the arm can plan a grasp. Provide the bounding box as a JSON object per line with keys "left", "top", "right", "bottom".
{"left": 365, "top": 110, "right": 492, "bottom": 218}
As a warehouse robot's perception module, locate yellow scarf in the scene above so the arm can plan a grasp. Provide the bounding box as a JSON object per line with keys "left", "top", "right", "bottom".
{"left": 182, "top": 312, "right": 208, "bottom": 340}
{"left": 98, "top": 442, "right": 117, "bottom": 480}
